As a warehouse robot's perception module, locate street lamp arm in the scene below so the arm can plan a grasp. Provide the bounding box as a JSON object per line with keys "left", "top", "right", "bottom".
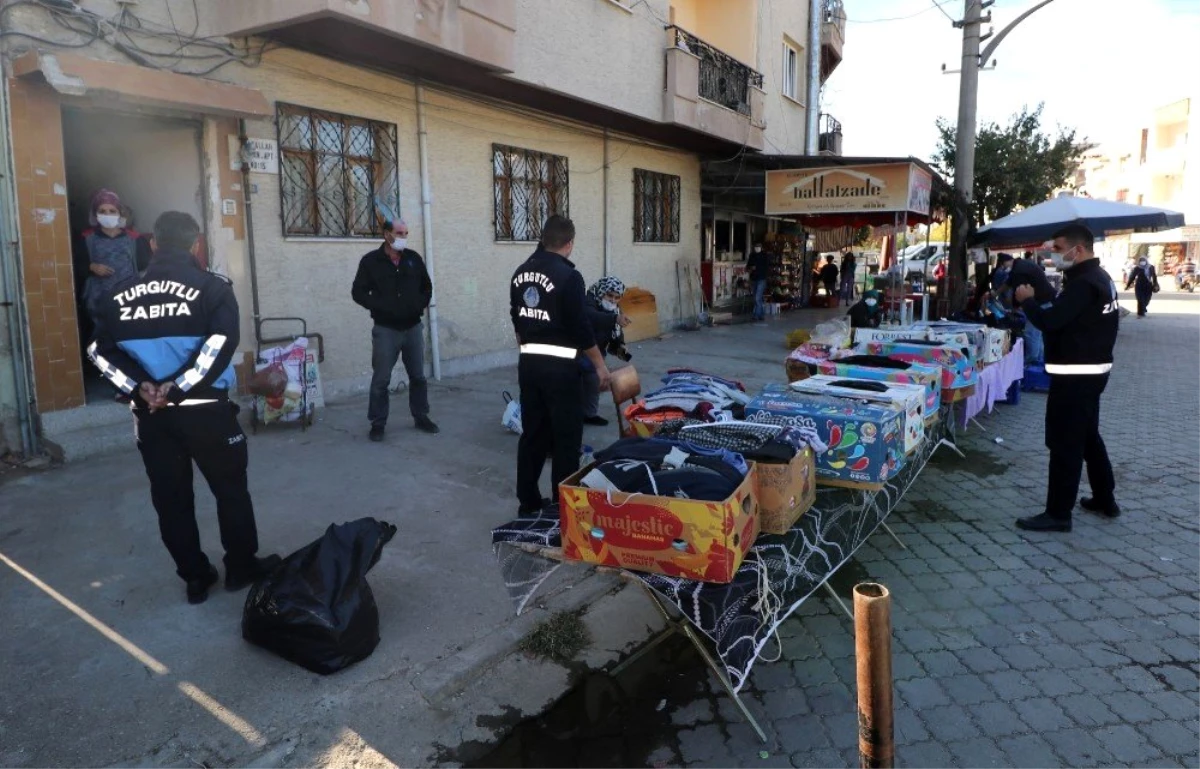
{"left": 980, "top": 0, "right": 1056, "bottom": 63}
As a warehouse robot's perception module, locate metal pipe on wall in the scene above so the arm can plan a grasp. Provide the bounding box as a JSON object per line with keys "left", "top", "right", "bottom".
{"left": 415, "top": 81, "right": 442, "bottom": 380}
{"left": 603, "top": 128, "right": 611, "bottom": 277}
{"left": 237, "top": 119, "right": 265, "bottom": 343}
{"left": 805, "top": 0, "right": 822, "bottom": 154}
{"left": 0, "top": 76, "right": 37, "bottom": 456}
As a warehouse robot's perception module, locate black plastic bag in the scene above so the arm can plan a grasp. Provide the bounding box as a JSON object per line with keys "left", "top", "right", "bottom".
{"left": 242, "top": 518, "right": 397, "bottom": 674}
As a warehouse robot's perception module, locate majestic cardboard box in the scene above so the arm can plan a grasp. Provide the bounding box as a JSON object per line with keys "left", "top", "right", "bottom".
{"left": 755, "top": 447, "right": 816, "bottom": 534}
{"left": 747, "top": 388, "right": 905, "bottom": 490}
{"left": 788, "top": 375, "right": 926, "bottom": 455}
{"left": 559, "top": 462, "right": 760, "bottom": 584}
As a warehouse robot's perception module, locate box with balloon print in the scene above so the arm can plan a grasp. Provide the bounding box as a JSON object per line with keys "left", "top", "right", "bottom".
{"left": 787, "top": 375, "right": 926, "bottom": 456}
{"left": 558, "top": 464, "right": 760, "bottom": 584}
{"left": 816, "top": 357, "right": 942, "bottom": 418}
{"left": 747, "top": 388, "right": 905, "bottom": 491}
{"left": 864, "top": 340, "right": 978, "bottom": 390}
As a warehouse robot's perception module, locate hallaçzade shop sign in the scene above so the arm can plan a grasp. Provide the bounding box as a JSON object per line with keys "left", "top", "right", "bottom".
{"left": 765, "top": 162, "right": 932, "bottom": 217}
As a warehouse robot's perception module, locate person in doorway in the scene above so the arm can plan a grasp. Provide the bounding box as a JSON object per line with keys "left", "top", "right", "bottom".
{"left": 86, "top": 211, "right": 280, "bottom": 604}
{"left": 73, "top": 188, "right": 152, "bottom": 321}
{"left": 1013, "top": 224, "right": 1119, "bottom": 533}
{"left": 847, "top": 289, "right": 883, "bottom": 329}
{"left": 1124, "top": 256, "right": 1160, "bottom": 318}
{"left": 580, "top": 276, "right": 631, "bottom": 427}
{"left": 819, "top": 254, "right": 839, "bottom": 296}
{"left": 747, "top": 243, "right": 769, "bottom": 321}
{"left": 839, "top": 250, "right": 857, "bottom": 306}
{"left": 511, "top": 215, "right": 610, "bottom": 516}
{"left": 1175, "top": 255, "right": 1197, "bottom": 290}
{"left": 352, "top": 218, "right": 439, "bottom": 441}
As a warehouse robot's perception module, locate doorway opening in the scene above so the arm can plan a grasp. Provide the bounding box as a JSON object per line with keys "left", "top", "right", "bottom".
{"left": 61, "top": 107, "right": 207, "bottom": 404}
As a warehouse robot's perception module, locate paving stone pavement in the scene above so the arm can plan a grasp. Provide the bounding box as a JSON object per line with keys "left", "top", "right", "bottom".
{"left": 653, "top": 295, "right": 1200, "bottom": 768}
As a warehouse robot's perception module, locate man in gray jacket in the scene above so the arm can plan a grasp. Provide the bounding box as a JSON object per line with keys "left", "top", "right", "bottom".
{"left": 352, "top": 219, "right": 439, "bottom": 441}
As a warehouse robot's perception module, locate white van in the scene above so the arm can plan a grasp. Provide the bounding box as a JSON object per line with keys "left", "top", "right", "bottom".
{"left": 899, "top": 243, "right": 949, "bottom": 279}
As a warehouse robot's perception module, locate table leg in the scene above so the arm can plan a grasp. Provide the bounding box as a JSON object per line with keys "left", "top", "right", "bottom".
{"left": 879, "top": 521, "right": 908, "bottom": 550}
{"left": 822, "top": 581, "right": 855, "bottom": 622}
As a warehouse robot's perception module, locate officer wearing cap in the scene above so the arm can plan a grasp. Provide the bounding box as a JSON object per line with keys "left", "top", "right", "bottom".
{"left": 1014, "top": 223, "right": 1120, "bottom": 532}
{"left": 510, "top": 215, "right": 610, "bottom": 516}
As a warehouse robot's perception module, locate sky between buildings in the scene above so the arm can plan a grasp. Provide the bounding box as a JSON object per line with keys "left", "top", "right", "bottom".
{"left": 821, "top": 0, "right": 1200, "bottom": 161}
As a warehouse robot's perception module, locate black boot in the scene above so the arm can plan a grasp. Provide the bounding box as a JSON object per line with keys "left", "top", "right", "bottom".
{"left": 1015, "top": 513, "right": 1072, "bottom": 533}
{"left": 185, "top": 565, "right": 219, "bottom": 605}
{"left": 1080, "top": 497, "right": 1121, "bottom": 518}
{"left": 225, "top": 555, "right": 282, "bottom": 592}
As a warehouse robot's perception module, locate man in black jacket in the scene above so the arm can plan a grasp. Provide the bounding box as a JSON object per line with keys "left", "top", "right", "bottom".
{"left": 1014, "top": 224, "right": 1119, "bottom": 532}
{"left": 88, "top": 211, "right": 279, "bottom": 604}
{"left": 352, "top": 218, "right": 438, "bottom": 440}
{"left": 511, "top": 215, "right": 610, "bottom": 516}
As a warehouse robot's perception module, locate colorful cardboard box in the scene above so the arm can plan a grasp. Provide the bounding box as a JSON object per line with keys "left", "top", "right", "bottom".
{"left": 747, "top": 388, "right": 905, "bottom": 490}
{"left": 853, "top": 327, "right": 931, "bottom": 346}
{"left": 558, "top": 463, "right": 760, "bottom": 584}
{"left": 816, "top": 357, "right": 943, "bottom": 417}
{"left": 788, "top": 375, "right": 926, "bottom": 455}
{"left": 754, "top": 447, "right": 816, "bottom": 534}
{"left": 865, "top": 341, "right": 978, "bottom": 390}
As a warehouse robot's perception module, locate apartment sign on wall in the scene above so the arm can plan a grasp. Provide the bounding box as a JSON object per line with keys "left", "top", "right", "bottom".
{"left": 228, "top": 137, "right": 279, "bottom": 175}
{"left": 765, "top": 162, "right": 932, "bottom": 217}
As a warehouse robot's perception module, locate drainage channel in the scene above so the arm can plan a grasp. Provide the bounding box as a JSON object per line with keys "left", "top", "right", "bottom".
{"left": 449, "top": 632, "right": 707, "bottom": 767}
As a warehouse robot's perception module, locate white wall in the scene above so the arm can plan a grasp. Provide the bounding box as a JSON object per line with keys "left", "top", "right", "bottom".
{"left": 755, "top": 0, "right": 811, "bottom": 155}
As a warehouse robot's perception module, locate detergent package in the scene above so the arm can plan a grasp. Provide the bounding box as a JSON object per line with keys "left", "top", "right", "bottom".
{"left": 747, "top": 387, "right": 905, "bottom": 490}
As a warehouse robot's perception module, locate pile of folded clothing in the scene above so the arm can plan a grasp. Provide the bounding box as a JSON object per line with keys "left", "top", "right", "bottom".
{"left": 579, "top": 437, "right": 749, "bottom": 501}
{"left": 624, "top": 369, "right": 753, "bottom": 430}
{"left": 656, "top": 419, "right": 826, "bottom": 463}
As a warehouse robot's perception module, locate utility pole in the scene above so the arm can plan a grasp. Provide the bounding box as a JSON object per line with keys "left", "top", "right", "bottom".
{"left": 947, "top": 0, "right": 1056, "bottom": 311}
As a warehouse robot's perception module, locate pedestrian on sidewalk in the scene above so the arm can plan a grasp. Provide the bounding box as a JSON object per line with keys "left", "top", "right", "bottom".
{"left": 86, "top": 211, "right": 280, "bottom": 604}
{"left": 510, "top": 215, "right": 610, "bottom": 516}
{"left": 747, "top": 243, "right": 769, "bottom": 321}
{"left": 581, "top": 276, "right": 632, "bottom": 427}
{"left": 1014, "top": 224, "right": 1120, "bottom": 533}
{"left": 1124, "top": 256, "right": 1160, "bottom": 318}
{"left": 352, "top": 218, "right": 439, "bottom": 441}
{"left": 819, "top": 254, "right": 839, "bottom": 297}
{"left": 839, "top": 249, "right": 857, "bottom": 306}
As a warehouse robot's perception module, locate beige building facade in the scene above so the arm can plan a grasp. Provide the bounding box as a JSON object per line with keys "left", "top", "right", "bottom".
{"left": 0, "top": 0, "right": 844, "bottom": 456}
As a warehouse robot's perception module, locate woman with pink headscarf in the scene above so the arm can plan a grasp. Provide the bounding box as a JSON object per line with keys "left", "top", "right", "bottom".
{"left": 74, "top": 188, "right": 151, "bottom": 319}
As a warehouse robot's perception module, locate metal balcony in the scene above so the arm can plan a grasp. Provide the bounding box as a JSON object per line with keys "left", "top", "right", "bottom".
{"left": 818, "top": 112, "right": 843, "bottom": 155}
{"left": 663, "top": 26, "right": 764, "bottom": 150}
{"left": 821, "top": 0, "right": 845, "bottom": 82}
{"left": 667, "top": 26, "right": 763, "bottom": 116}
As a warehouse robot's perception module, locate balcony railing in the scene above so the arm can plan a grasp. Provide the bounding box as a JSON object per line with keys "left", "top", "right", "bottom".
{"left": 823, "top": 0, "right": 846, "bottom": 24}
{"left": 667, "top": 26, "right": 763, "bottom": 116}
{"left": 819, "top": 112, "right": 843, "bottom": 154}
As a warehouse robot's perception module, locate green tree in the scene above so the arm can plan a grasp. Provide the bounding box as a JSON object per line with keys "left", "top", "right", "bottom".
{"left": 933, "top": 104, "right": 1091, "bottom": 227}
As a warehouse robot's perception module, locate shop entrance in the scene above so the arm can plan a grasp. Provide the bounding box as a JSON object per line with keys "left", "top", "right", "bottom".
{"left": 61, "top": 107, "right": 206, "bottom": 404}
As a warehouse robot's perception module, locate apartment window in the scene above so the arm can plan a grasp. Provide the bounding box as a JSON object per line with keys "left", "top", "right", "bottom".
{"left": 1139, "top": 128, "right": 1149, "bottom": 165}
{"left": 633, "top": 169, "right": 681, "bottom": 243}
{"left": 492, "top": 145, "right": 569, "bottom": 241}
{"left": 782, "top": 40, "right": 801, "bottom": 102}
{"left": 276, "top": 104, "right": 399, "bottom": 238}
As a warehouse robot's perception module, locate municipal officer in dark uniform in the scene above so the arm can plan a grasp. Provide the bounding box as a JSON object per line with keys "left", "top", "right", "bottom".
{"left": 510, "top": 215, "right": 611, "bottom": 515}
{"left": 88, "top": 211, "right": 279, "bottom": 603}
{"left": 1014, "top": 224, "right": 1120, "bottom": 532}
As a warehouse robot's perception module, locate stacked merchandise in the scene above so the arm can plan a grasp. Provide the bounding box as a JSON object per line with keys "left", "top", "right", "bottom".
{"left": 623, "top": 369, "right": 752, "bottom": 436}
{"left": 765, "top": 234, "right": 805, "bottom": 310}
{"left": 861, "top": 340, "right": 978, "bottom": 395}
{"left": 558, "top": 436, "right": 759, "bottom": 583}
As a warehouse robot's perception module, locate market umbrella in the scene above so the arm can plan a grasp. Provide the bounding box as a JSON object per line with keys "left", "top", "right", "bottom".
{"left": 972, "top": 195, "right": 1185, "bottom": 247}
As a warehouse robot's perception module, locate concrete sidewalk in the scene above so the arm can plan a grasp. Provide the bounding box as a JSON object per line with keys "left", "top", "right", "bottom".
{"left": 0, "top": 310, "right": 841, "bottom": 768}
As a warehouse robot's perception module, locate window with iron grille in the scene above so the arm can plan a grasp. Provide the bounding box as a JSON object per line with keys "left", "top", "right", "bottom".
{"left": 492, "top": 144, "right": 569, "bottom": 241}
{"left": 633, "top": 169, "right": 681, "bottom": 243}
{"left": 276, "top": 104, "right": 399, "bottom": 238}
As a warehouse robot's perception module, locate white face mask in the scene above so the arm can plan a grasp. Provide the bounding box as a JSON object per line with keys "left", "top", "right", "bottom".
{"left": 1050, "top": 245, "right": 1077, "bottom": 270}
{"left": 1139, "top": 260, "right": 1148, "bottom": 267}
{"left": 391, "top": 237, "right": 407, "bottom": 251}
{"left": 97, "top": 214, "right": 121, "bottom": 229}
{"left": 600, "top": 299, "right": 619, "bottom": 313}
{"left": 864, "top": 298, "right": 877, "bottom": 307}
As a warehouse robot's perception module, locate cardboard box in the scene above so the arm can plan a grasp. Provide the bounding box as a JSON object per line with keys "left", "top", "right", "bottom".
{"left": 621, "top": 287, "right": 660, "bottom": 342}
{"left": 755, "top": 447, "right": 816, "bottom": 534}
{"left": 788, "top": 375, "right": 926, "bottom": 455}
{"left": 558, "top": 462, "right": 760, "bottom": 584}
{"left": 865, "top": 340, "right": 978, "bottom": 390}
{"left": 747, "top": 389, "right": 905, "bottom": 490}
{"left": 816, "top": 358, "right": 943, "bottom": 416}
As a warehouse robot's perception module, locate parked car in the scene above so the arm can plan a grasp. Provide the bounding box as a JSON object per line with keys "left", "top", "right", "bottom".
{"left": 899, "top": 243, "right": 949, "bottom": 280}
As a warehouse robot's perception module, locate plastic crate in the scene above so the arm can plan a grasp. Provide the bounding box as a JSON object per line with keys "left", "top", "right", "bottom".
{"left": 1021, "top": 364, "right": 1051, "bottom": 393}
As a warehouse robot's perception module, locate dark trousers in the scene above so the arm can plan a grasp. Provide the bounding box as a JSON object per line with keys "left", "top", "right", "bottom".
{"left": 1135, "top": 287, "right": 1152, "bottom": 316}
{"left": 135, "top": 403, "right": 259, "bottom": 581}
{"left": 368, "top": 323, "right": 428, "bottom": 428}
{"left": 1044, "top": 374, "right": 1115, "bottom": 519}
{"left": 517, "top": 354, "right": 583, "bottom": 511}
{"left": 580, "top": 358, "right": 601, "bottom": 418}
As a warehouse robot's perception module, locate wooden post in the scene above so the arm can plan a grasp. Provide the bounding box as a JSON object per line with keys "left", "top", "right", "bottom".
{"left": 854, "top": 582, "right": 894, "bottom": 769}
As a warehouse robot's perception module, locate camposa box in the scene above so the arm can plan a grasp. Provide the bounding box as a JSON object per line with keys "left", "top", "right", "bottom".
{"left": 558, "top": 463, "right": 760, "bottom": 584}
{"left": 788, "top": 375, "right": 927, "bottom": 455}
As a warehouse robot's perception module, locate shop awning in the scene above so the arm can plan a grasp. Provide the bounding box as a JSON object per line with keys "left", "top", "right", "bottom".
{"left": 703, "top": 154, "right": 949, "bottom": 227}
{"left": 1130, "top": 225, "right": 1200, "bottom": 244}
{"left": 12, "top": 50, "right": 272, "bottom": 119}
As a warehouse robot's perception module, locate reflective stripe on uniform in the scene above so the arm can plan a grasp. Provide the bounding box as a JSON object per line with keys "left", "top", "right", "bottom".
{"left": 519, "top": 343, "right": 577, "bottom": 359}
{"left": 171, "top": 398, "right": 219, "bottom": 407}
{"left": 1044, "top": 362, "right": 1113, "bottom": 375}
